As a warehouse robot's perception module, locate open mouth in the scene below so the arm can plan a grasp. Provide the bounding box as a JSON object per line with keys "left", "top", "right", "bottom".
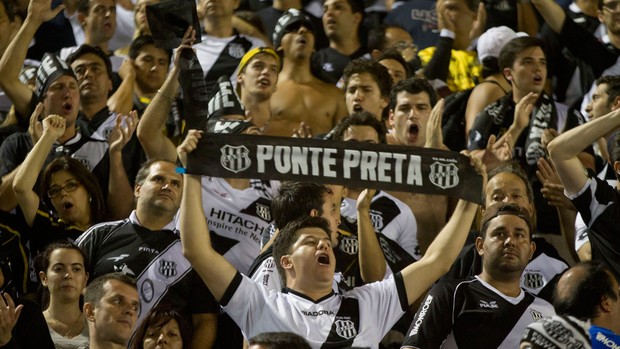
{"left": 258, "top": 78, "right": 270, "bottom": 87}
{"left": 296, "top": 37, "right": 308, "bottom": 45}
{"left": 352, "top": 104, "right": 364, "bottom": 112}
{"left": 317, "top": 254, "right": 330, "bottom": 265}
{"left": 408, "top": 124, "right": 419, "bottom": 136}
{"left": 63, "top": 202, "right": 74, "bottom": 210}
{"left": 533, "top": 75, "right": 543, "bottom": 83}
{"left": 62, "top": 102, "right": 73, "bottom": 113}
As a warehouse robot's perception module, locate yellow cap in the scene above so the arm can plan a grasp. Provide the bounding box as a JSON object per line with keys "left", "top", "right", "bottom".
{"left": 237, "top": 47, "right": 281, "bottom": 74}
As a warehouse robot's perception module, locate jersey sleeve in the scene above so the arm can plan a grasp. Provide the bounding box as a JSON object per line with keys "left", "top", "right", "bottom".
{"left": 220, "top": 272, "right": 270, "bottom": 337}
{"left": 393, "top": 204, "right": 420, "bottom": 260}
{"left": 402, "top": 279, "right": 456, "bottom": 349}
{"left": 248, "top": 255, "right": 282, "bottom": 293}
{"left": 570, "top": 176, "right": 620, "bottom": 241}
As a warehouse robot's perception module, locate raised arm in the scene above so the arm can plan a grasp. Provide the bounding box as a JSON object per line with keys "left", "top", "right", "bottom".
{"left": 12, "top": 109, "right": 65, "bottom": 227}
{"left": 548, "top": 108, "right": 620, "bottom": 194}
{"left": 356, "top": 189, "right": 386, "bottom": 283}
{"left": 0, "top": 0, "right": 63, "bottom": 116}
{"left": 178, "top": 131, "right": 238, "bottom": 301}
{"left": 106, "top": 112, "right": 138, "bottom": 220}
{"left": 531, "top": 0, "right": 567, "bottom": 34}
{"left": 137, "top": 27, "right": 195, "bottom": 162}
{"left": 400, "top": 153, "right": 485, "bottom": 305}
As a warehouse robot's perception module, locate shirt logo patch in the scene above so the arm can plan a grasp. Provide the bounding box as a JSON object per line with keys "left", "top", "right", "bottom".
{"left": 228, "top": 43, "right": 245, "bottom": 59}
{"left": 158, "top": 260, "right": 177, "bottom": 278}
{"left": 369, "top": 210, "right": 384, "bottom": 230}
{"left": 339, "top": 236, "right": 359, "bottom": 255}
{"left": 530, "top": 308, "right": 543, "bottom": 321}
{"left": 479, "top": 300, "right": 498, "bottom": 309}
{"left": 255, "top": 202, "right": 271, "bottom": 221}
{"left": 523, "top": 271, "right": 544, "bottom": 290}
{"left": 335, "top": 319, "right": 357, "bottom": 339}
{"left": 114, "top": 263, "right": 135, "bottom": 277}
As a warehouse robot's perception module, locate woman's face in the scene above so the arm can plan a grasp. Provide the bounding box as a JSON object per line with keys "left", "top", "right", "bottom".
{"left": 39, "top": 248, "right": 88, "bottom": 302}
{"left": 48, "top": 170, "right": 92, "bottom": 228}
{"left": 143, "top": 319, "right": 183, "bottom": 349}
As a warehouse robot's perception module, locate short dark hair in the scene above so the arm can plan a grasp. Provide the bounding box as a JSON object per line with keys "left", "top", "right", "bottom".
{"left": 128, "top": 35, "right": 172, "bottom": 63}
{"left": 84, "top": 273, "right": 137, "bottom": 306}
{"left": 595, "top": 75, "right": 620, "bottom": 109}
{"left": 40, "top": 156, "right": 106, "bottom": 224}
{"left": 331, "top": 111, "right": 387, "bottom": 144}
{"left": 389, "top": 77, "right": 437, "bottom": 110}
{"left": 272, "top": 216, "right": 332, "bottom": 283}
{"left": 377, "top": 48, "right": 411, "bottom": 81}
{"left": 480, "top": 56, "right": 501, "bottom": 79}
{"left": 130, "top": 304, "right": 192, "bottom": 349}
{"left": 249, "top": 332, "right": 312, "bottom": 349}
{"left": 67, "top": 44, "right": 114, "bottom": 81}
{"left": 367, "top": 25, "right": 387, "bottom": 52}
{"left": 479, "top": 202, "right": 534, "bottom": 240}
{"left": 271, "top": 182, "right": 332, "bottom": 230}
{"left": 553, "top": 261, "right": 619, "bottom": 320}
{"left": 134, "top": 159, "right": 177, "bottom": 186}
{"left": 343, "top": 59, "right": 392, "bottom": 99}
{"left": 498, "top": 36, "right": 546, "bottom": 71}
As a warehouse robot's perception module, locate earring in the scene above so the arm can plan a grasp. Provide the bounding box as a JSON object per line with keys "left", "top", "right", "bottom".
{"left": 88, "top": 196, "right": 92, "bottom": 203}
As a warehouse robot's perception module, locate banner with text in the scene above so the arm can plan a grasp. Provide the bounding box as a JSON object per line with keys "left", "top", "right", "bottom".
{"left": 187, "top": 134, "right": 483, "bottom": 203}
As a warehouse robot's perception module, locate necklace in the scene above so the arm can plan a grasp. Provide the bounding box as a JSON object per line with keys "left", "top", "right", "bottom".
{"left": 64, "top": 313, "right": 84, "bottom": 339}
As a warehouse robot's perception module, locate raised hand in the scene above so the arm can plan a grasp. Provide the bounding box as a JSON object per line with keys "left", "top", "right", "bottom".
{"left": 513, "top": 92, "right": 538, "bottom": 132}
{"left": 424, "top": 98, "right": 445, "bottom": 149}
{"left": 0, "top": 293, "right": 23, "bottom": 346}
{"left": 356, "top": 188, "right": 376, "bottom": 212}
{"left": 27, "top": 0, "right": 65, "bottom": 25}
{"left": 42, "top": 114, "right": 66, "bottom": 140}
{"left": 536, "top": 157, "right": 574, "bottom": 210}
{"left": 28, "top": 102, "right": 44, "bottom": 143}
{"left": 177, "top": 129, "right": 203, "bottom": 168}
{"left": 108, "top": 111, "right": 138, "bottom": 153}
{"left": 173, "top": 26, "right": 197, "bottom": 68}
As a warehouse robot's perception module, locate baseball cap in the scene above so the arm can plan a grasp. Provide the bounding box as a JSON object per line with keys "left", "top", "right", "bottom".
{"left": 477, "top": 26, "right": 526, "bottom": 61}
{"left": 35, "top": 53, "right": 77, "bottom": 100}
{"left": 237, "top": 47, "right": 281, "bottom": 74}
{"left": 480, "top": 202, "right": 534, "bottom": 236}
{"left": 272, "top": 8, "right": 315, "bottom": 49}
{"left": 206, "top": 76, "right": 256, "bottom": 134}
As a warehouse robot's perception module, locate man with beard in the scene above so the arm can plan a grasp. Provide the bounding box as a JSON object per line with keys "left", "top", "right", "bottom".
{"left": 402, "top": 202, "right": 555, "bottom": 349}
{"left": 75, "top": 160, "right": 219, "bottom": 349}
{"left": 264, "top": 9, "right": 347, "bottom": 137}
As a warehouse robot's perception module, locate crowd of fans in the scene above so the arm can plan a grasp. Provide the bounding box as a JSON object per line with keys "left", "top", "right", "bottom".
{"left": 0, "top": 0, "right": 619, "bottom": 348}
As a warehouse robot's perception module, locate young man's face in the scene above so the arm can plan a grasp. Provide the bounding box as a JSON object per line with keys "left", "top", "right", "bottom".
{"left": 586, "top": 83, "right": 613, "bottom": 120}
{"left": 345, "top": 72, "right": 388, "bottom": 118}
{"left": 237, "top": 53, "right": 278, "bottom": 101}
{"left": 504, "top": 46, "right": 547, "bottom": 96}
{"left": 444, "top": 0, "right": 477, "bottom": 47}
{"left": 134, "top": 0, "right": 157, "bottom": 34}
{"left": 43, "top": 75, "right": 81, "bottom": 126}
{"left": 341, "top": 125, "right": 380, "bottom": 144}
{"left": 133, "top": 44, "right": 170, "bottom": 94}
{"left": 82, "top": 0, "right": 117, "bottom": 45}
{"left": 286, "top": 227, "right": 336, "bottom": 285}
{"left": 71, "top": 52, "right": 113, "bottom": 103}
{"left": 598, "top": 0, "right": 620, "bottom": 36}
{"left": 201, "top": 0, "right": 239, "bottom": 18}
{"left": 89, "top": 280, "right": 140, "bottom": 346}
{"left": 322, "top": 0, "right": 362, "bottom": 39}
{"left": 389, "top": 90, "right": 432, "bottom": 147}
{"left": 279, "top": 23, "right": 315, "bottom": 59}
{"left": 379, "top": 58, "right": 407, "bottom": 85}
{"left": 476, "top": 215, "right": 535, "bottom": 276}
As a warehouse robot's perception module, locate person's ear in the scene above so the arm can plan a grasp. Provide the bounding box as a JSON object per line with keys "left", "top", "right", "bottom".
{"left": 39, "top": 271, "right": 48, "bottom": 287}
{"left": 84, "top": 302, "right": 95, "bottom": 321}
{"left": 134, "top": 184, "right": 141, "bottom": 199}
{"left": 528, "top": 240, "right": 536, "bottom": 261}
{"left": 475, "top": 236, "right": 484, "bottom": 256}
{"left": 280, "top": 255, "right": 292, "bottom": 270}
{"left": 388, "top": 110, "right": 395, "bottom": 127}
{"left": 503, "top": 67, "right": 513, "bottom": 83}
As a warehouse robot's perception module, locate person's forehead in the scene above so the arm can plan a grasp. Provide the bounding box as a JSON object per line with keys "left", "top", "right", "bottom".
{"left": 147, "top": 161, "right": 181, "bottom": 179}
{"left": 596, "top": 83, "right": 610, "bottom": 95}
{"left": 90, "top": 0, "right": 116, "bottom": 8}
{"left": 71, "top": 53, "right": 106, "bottom": 67}
{"left": 486, "top": 172, "right": 526, "bottom": 192}
{"left": 297, "top": 227, "right": 331, "bottom": 240}
{"left": 48, "top": 75, "right": 79, "bottom": 87}
{"left": 487, "top": 213, "right": 529, "bottom": 230}
{"left": 103, "top": 280, "right": 139, "bottom": 299}
{"left": 385, "top": 27, "right": 413, "bottom": 43}
{"left": 344, "top": 125, "right": 380, "bottom": 142}
{"left": 248, "top": 53, "right": 278, "bottom": 66}
{"left": 348, "top": 72, "right": 379, "bottom": 87}
{"left": 514, "top": 46, "right": 546, "bottom": 60}
{"left": 324, "top": 0, "right": 352, "bottom": 9}
{"left": 379, "top": 58, "right": 406, "bottom": 72}
{"left": 137, "top": 44, "right": 169, "bottom": 58}
{"left": 396, "top": 90, "right": 430, "bottom": 105}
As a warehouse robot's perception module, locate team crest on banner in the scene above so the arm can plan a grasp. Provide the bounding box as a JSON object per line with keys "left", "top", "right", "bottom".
{"left": 429, "top": 162, "right": 459, "bottom": 189}
{"left": 339, "top": 236, "right": 359, "bottom": 255}
{"left": 523, "top": 272, "right": 544, "bottom": 289}
{"left": 335, "top": 319, "right": 357, "bottom": 339}
{"left": 220, "top": 145, "right": 251, "bottom": 173}
{"left": 255, "top": 202, "right": 271, "bottom": 221}
{"left": 158, "top": 260, "right": 177, "bottom": 278}
{"left": 228, "top": 43, "right": 245, "bottom": 59}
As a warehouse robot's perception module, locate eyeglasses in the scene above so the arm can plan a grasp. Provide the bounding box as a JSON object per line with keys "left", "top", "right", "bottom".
{"left": 393, "top": 41, "right": 418, "bottom": 53}
{"left": 47, "top": 180, "right": 81, "bottom": 198}
{"left": 603, "top": 1, "right": 620, "bottom": 12}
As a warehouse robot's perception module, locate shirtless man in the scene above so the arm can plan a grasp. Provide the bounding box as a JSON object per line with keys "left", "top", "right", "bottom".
{"left": 387, "top": 78, "right": 453, "bottom": 254}
{"left": 263, "top": 9, "right": 347, "bottom": 137}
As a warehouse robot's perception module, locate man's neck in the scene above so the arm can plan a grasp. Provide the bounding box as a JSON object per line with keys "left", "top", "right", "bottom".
{"left": 287, "top": 280, "right": 333, "bottom": 301}
{"left": 135, "top": 85, "right": 157, "bottom": 100}
{"left": 135, "top": 208, "right": 175, "bottom": 231}
{"left": 224, "top": 177, "right": 251, "bottom": 190}
{"left": 329, "top": 35, "right": 361, "bottom": 56}
{"left": 84, "top": 37, "right": 110, "bottom": 55}
{"left": 477, "top": 271, "right": 522, "bottom": 298}
{"left": 242, "top": 95, "right": 271, "bottom": 121}
{"left": 45, "top": 302, "right": 82, "bottom": 325}
{"left": 58, "top": 125, "right": 78, "bottom": 144}
{"left": 204, "top": 17, "right": 234, "bottom": 38}
{"left": 80, "top": 99, "right": 108, "bottom": 121}
{"left": 280, "top": 57, "right": 314, "bottom": 82}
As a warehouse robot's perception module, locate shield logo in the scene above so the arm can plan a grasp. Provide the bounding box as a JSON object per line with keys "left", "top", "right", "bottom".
{"left": 220, "top": 145, "right": 251, "bottom": 173}
{"left": 339, "top": 236, "right": 359, "bottom": 255}
{"left": 228, "top": 43, "right": 245, "bottom": 59}
{"left": 523, "top": 272, "right": 544, "bottom": 290}
{"left": 158, "top": 260, "right": 177, "bottom": 278}
{"left": 335, "top": 319, "right": 357, "bottom": 339}
{"left": 369, "top": 210, "right": 384, "bottom": 230}
{"left": 256, "top": 203, "right": 271, "bottom": 221}
{"left": 530, "top": 309, "right": 543, "bottom": 321}
{"left": 429, "top": 162, "right": 459, "bottom": 189}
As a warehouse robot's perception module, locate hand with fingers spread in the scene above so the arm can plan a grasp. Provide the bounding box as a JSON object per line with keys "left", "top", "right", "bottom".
{"left": 356, "top": 188, "right": 376, "bottom": 212}
{"left": 27, "top": 0, "right": 65, "bottom": 25}
{"left": 292, "top": 121, "right": 314, "bottom": 138}
{"left": 42, "top": 114, "right": 66, "bottom": 141}
{"left": 536, "top": 157, "right": 575, "bottom": 210}
{"left": 424, "top": 99, "right": 445, "bottom": 149}
{"left": 108, "top": 111, "right": 139, "bottom": 153}
{"left": 28, "top": 102, "right": 44, "bottom": 144}
{"left": 462, "top": 149, "right": 488, "bottom": 189}
{"left": 177, "top": 129, "right": 203, "bottom": 168}
{"left": 469, "top": 2, "right": 487, "bottom": 40}
{"left": 436, "top": 0, "right": 455, "bottom": 32}
{"left": 0, "top": 293, "right": 23, "bottom": 346}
